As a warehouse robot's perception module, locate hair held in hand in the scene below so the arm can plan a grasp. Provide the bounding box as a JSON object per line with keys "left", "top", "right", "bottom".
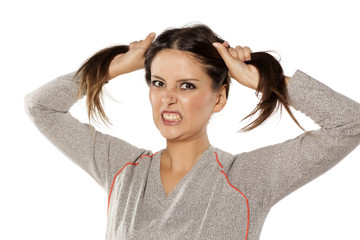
{"left": 74, "top": 24, "right": 307, "bottom": 133}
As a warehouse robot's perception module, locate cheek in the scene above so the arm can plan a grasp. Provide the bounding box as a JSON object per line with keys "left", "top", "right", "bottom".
{"left": 149, "top": 90, "right": 160, "bottom": 113}
{"left": 181, "top": 91, "right": 215, "bottom": 114}
{"left": 149, "top": 90, "right": 154, "bottom": 106}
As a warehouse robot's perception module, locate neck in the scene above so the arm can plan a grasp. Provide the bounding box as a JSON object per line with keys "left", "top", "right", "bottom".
{"left": 162, "top": 134, "right": 210, "bottom": 173}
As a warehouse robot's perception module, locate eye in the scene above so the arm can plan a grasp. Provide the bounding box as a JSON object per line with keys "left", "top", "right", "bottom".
{"left": 180, "top": 82, "right": 196, "bottom": 90}
{"left": 151, "top": 80, "right": 165, "bottom": 88}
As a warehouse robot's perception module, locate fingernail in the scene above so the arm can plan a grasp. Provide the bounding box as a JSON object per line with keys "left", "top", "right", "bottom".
{"left": 150, "top": 32, "right": 156, "bottom": 37}
{"left": 212, "top": 42, "right": 218, "bottom": 47}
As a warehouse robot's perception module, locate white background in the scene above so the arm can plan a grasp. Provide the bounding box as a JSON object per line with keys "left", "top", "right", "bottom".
{"left": 1, "top": 0, "right": 360, "bottom": 239}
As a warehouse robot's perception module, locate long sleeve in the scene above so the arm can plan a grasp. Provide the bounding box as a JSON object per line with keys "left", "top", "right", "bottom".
{"left": 24, "top": 72, "right": 150, "bottom": 193}
{"left": 228, "top": 70, "right": 360, "bottom": 208}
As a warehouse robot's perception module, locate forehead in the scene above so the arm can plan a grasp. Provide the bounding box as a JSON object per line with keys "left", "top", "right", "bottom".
{"left": 151, "top": 49, "right": 209, "bottom": 80}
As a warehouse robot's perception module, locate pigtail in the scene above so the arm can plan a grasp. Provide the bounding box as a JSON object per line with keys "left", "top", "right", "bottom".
{"left": 240, "top": 52, "right": 309, "bottom": 134}
{"left": 74, "top": 45, "right": 129, "bottom": 127}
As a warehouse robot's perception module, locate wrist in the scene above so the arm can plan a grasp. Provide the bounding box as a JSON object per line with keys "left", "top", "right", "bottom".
{"left": 285, "top": 76, "right": 291, "bottom": 85}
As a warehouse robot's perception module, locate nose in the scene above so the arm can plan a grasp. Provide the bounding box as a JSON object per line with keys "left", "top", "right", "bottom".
{"left": 161, "top": 88, "right": 177, "bottom": 106}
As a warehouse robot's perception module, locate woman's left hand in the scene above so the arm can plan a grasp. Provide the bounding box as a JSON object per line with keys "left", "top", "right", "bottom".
{"left": 213, "top": 41, "right": 260, "bottom": 91}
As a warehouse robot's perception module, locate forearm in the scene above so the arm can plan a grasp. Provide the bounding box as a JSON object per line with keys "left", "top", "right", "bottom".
{"left": 288, "top": 70, "right": 360, "bottom": 127}
{"left": 24, "top": 72, "right": 83, "bottom": 116}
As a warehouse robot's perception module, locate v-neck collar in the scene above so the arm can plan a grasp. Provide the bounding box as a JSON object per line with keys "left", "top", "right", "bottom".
{"left": 152, "top": 145, "right": 214, "bottom": 203}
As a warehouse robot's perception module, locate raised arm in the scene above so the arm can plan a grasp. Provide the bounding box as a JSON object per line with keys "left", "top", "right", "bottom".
{"left": 230, "top": 70, "right": 360, "bottom": 207}
{"left": 24, "top": 33, "right": 156, "bottom": 193}
{"left": 213, "top": 42, "right": 360, "bottom": 207}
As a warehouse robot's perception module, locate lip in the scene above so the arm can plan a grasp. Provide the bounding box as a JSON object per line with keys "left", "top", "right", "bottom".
{"left": 161, "top": 110, "right": 183, "bottom": 126}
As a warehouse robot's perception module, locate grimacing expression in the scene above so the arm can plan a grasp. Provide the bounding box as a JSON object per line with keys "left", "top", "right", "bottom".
{"left": 149, "top": 49, "right": 227, "bottom": 142}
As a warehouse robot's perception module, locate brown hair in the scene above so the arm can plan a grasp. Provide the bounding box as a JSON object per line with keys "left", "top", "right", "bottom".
{"left": 74, "top": 23, "right": 308, "bottom": 133}
{"left": 74, "top": 45, "right": 129, "bottom": 128}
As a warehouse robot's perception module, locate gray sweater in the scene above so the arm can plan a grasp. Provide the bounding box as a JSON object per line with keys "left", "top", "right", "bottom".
{"left": 24, "top": 70, "right": 360, "bottom": 240}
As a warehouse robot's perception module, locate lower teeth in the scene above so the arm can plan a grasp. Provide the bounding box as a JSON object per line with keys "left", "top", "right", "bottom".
{"left": 165, "top": 118, "right": 180, "bottom": 121}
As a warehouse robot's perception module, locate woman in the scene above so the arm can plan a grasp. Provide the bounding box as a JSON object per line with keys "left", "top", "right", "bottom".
{"left": 24, "top": 24, "right": 360, "bottom": 240}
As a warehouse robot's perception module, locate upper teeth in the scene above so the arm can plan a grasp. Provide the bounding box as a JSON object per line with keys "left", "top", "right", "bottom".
{"left": 163, "top": 113, "right": 182, "bottom": 121}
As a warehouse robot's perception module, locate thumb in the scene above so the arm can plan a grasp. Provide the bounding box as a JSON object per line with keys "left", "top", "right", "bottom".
{"left": 141, "top": 32, "right": 156, "bottom": 50}
{"left": 212, "top": 42, "right": 233, "bottom": 64}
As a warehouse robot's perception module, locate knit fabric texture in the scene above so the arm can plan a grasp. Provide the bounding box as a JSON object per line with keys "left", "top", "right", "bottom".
{"left": 24, "top": 70, "right": 360, "bottom": 240}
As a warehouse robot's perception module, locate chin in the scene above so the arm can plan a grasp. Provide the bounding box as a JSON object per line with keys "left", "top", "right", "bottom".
{"left": 159, "top": 129, "right": 184, "bottom": 142}
{"left": 154, "top": 118, "right": 183, "bottom": 140}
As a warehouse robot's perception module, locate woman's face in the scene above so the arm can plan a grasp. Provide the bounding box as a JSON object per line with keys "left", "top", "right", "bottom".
{"left": 149, "top": 49, "right": 226, "bottom": 142}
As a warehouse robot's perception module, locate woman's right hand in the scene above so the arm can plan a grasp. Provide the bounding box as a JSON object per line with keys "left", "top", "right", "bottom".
{"left": 107, "top": 32, "right": 156, "bottom": 81}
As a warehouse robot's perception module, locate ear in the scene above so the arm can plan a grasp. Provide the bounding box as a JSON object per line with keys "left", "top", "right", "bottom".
{"left": 213, "top": 84, "right": 227, "bottom": 113}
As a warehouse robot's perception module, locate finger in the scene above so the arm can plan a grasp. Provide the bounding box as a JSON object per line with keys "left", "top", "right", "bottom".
{"left": 212, "top": 42, "right": 234, "bottom": 64}
{"left": 228, "top": 47, "right": 238, "bottom": 59}
{"left": 243, "top": 46, "right": 252, "bottom": 61}
{"left": 235, "top": 46, "right": 245, "bottom": 61}
{"left": 222, "top": 41, "right": 230, "bottom": 49}
{"left": 140, "top": 32, "right": 156, "bottom": 50}
{"left": 129, "top": 41, "right": 139, "bottom": 50}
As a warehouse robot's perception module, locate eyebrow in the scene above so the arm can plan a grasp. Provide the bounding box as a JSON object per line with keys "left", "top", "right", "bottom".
{"left": 151, "top": 75, "right": 200, "bottom": 82}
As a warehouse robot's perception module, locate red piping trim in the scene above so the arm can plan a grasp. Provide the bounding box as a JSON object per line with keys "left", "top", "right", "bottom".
{"left": 140, "top": 153, "right": 158, "bottom": 159}
{"left": 215, "top": 152, "right": 249, "bottom": 240}
{"left": 107, "top": 151, "right": 159, "bottom": 214}
{"left": 214, "top": 151, "right": 223, "bottom": 169}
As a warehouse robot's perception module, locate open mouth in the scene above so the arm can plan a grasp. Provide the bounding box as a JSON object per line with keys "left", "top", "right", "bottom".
{"left": 161, "top": 112, "right": 183, "bottom": 125}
